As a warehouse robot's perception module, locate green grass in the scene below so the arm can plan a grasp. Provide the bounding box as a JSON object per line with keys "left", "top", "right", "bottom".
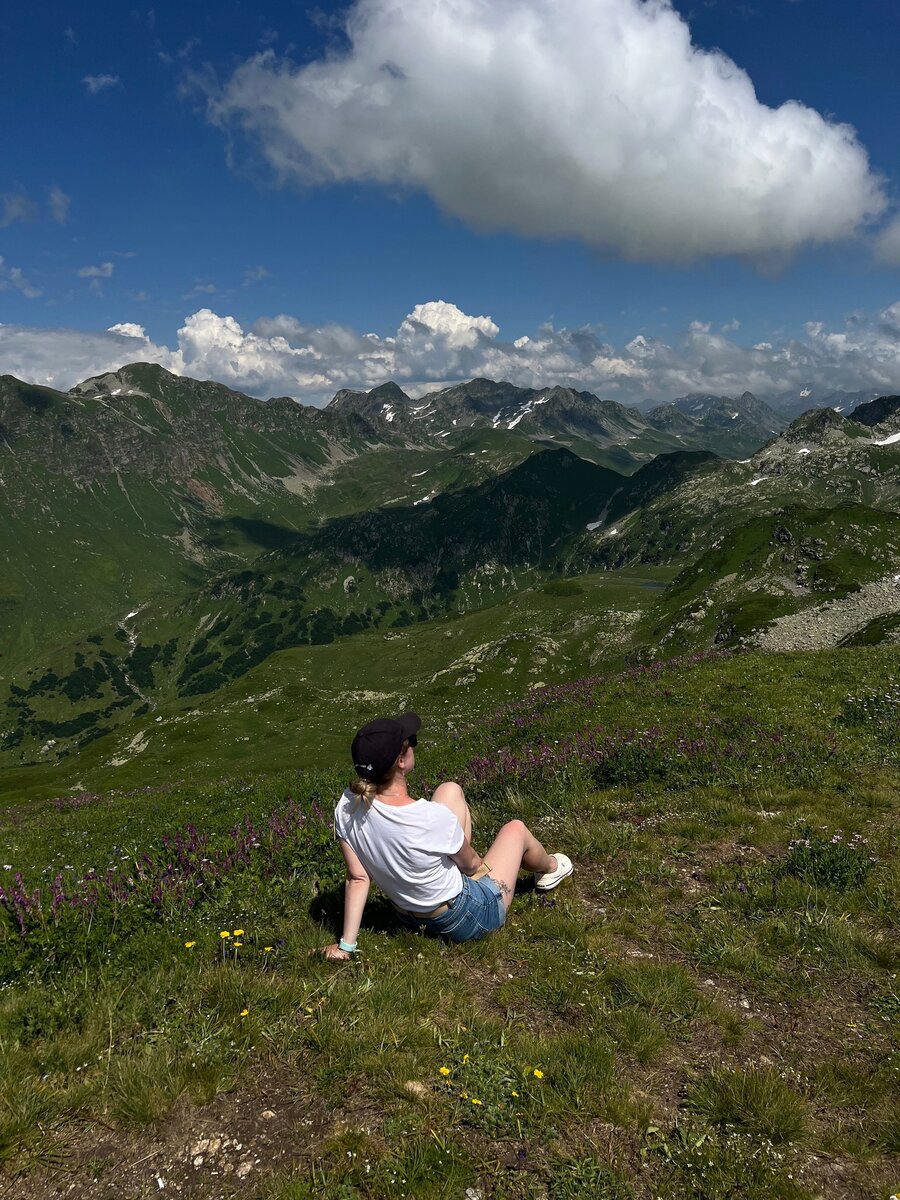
{"left": 686, "top": 1066, "right": 808, "bottom": 1144}
{"left": 0, "top": 647, "right": 898, "bottom": 1198}
{"left": 0, "top": 566, "right": 672, "bottom": 802}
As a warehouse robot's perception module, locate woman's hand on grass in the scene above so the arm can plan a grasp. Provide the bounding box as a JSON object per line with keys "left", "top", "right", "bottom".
{"left": 320, "top": 942, "right": 352, "bottom": 961}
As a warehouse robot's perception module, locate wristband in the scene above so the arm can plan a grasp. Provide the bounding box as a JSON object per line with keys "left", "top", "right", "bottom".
{"left": 338, "top": 939, "right": 358, "bottom": 953}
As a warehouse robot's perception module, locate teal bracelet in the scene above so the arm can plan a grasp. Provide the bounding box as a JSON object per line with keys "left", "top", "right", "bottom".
{"left": 338, "top": 939, "right": 358, "bottom": 953}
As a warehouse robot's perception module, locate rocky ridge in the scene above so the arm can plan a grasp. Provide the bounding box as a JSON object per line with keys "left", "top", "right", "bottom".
{"left": 327, "top": 377, "right": 786, "bottom": 460}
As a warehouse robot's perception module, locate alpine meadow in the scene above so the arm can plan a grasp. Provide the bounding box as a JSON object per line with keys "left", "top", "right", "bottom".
{"left": 2, "top": 0, "right": 900, "bottom": 1198}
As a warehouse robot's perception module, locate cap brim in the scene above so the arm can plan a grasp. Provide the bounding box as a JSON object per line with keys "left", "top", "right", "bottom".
{"left": 397, "top": 711, "right": 422, "bottom": 739}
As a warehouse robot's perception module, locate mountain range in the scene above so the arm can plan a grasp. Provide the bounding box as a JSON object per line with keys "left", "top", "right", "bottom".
{"left": 1, "top": 362, "right": 898, "bottom": 795}
{"left": 0, "top": 364, "right": 784, "bottom": 661}
{"left": 331, "top": 377, "right": 785, "bottom": 462}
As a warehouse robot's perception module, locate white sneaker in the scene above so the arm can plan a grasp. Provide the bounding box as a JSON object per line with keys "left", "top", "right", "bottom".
{"left": 534, "top": 853, "right": 573, "bottom": 891}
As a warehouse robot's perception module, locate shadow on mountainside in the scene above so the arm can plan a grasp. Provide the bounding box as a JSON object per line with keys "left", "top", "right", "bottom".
{"left": 220, "top": 516, "right": 306, "bottom": 551}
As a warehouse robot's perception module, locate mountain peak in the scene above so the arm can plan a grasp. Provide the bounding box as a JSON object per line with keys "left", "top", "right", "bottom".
{"left": 367, "top": 381, "right": 411, "bottom": 405}
{"left": 71, "top": 361, "right": 182, "bottom": 398}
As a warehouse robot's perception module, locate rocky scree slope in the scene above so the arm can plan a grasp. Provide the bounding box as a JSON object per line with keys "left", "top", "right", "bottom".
{"left": 648, "top": 504, "right": 900, "bottom": 654}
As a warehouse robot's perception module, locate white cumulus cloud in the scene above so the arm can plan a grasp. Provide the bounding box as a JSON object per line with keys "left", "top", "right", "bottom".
{"left": 398, "top": 301, "right": 499, "bottom": 350}
{"left": 107, "top": 322, "right": 148, "bottom": 339}
{"left": 209, "top": 0, "right": 885, "bottom": 264}
{"left": 0, "top": 322, "right": 178, "bottom": 389}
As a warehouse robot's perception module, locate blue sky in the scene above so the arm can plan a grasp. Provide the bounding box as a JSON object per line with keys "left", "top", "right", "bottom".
{"left": 1, "top": 0, "right": 899, "bottom": 405}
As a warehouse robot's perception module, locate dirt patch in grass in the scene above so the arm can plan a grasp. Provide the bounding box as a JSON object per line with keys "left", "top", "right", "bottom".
{"left": 5, "top": 1064, "right": 333, "bottom": 1200}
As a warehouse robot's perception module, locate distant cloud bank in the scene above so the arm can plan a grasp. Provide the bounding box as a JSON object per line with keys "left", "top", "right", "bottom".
{"left": 208, "top": 0, "right": 885, "bottom": 264}
{"left": 3, "top": 298, "right": 900, "bottom": 405}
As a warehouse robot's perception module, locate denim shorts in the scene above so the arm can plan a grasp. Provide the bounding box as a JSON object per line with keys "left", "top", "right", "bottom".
{"left": 396, "top": 874, "right": 506, "bottom": 942}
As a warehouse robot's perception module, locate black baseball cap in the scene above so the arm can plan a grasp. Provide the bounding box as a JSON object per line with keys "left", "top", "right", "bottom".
{"left": 351, "top": 712, "right": 422, "bottom": 782}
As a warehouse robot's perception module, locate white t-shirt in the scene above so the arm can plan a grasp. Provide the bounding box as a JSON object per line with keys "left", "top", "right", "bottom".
{"left": 334, "top": 789, "right": 465, "bottom": 913}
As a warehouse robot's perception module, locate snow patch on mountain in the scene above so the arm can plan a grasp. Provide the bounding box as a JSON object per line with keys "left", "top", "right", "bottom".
{"left": 507, "top": 394, "right": 550, "bottom": 430}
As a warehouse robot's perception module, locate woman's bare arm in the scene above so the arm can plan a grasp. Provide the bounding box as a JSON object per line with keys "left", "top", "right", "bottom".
{"left": 321, "top": 838, "right": 370, "bottom": 960}
{"left": 450, "top": 836, "right": 485, "bottom": 877}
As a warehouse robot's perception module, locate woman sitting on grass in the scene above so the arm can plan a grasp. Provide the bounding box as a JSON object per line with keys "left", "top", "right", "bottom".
{"left": 321, "top": 712, "right": 572, "bottom": 959}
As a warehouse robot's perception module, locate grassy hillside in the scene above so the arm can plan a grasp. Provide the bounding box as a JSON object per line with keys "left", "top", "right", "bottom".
{"left": 0, "top": 373, "right": 532, "bottom": 675}
{"left": 0, "top": 647, "right": 897, "bottom": 1198}
{"left": 0, "top": 568, "right": 671, "bottom": 802}
{"left": 5, "top": 492, "right": 899, "bottom": 790}
{"left": 1, "top": 448, "right": 674, "bottom": 780}
{"left": 650, "top": 504, "right": 900, "bottom": 652}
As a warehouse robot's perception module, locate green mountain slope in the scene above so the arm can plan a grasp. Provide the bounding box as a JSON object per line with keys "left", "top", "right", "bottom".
{"left": 568, "top": 405, "right": 900, "bottom": 575}
{"left": 6, "top": 418, "right": 900, "bottom": 786}
{"left": 0, "top": 368, "right": 532, "bottom": 670}
{"left": 0, "top": 566, "right": 672, "bottom": 800}
{"left": 651, "top": 504, "right": 900, "bottom": 652}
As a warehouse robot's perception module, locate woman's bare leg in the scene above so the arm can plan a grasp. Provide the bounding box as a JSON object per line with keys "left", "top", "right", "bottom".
{"left": 483, "top": 820, "right": 555, "bottom": 911}
{"left": 432, "top": 781, "right": 472, "bottom": 843}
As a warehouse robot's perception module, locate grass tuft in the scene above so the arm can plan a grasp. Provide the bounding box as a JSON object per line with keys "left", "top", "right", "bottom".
{"left": 686, "top": 1065, "right": 808, "bottom": 1145}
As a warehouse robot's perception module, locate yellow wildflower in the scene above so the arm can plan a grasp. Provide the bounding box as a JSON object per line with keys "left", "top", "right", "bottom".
{"left": 460, "top": 1091, "right": 468, "bottom": 1099}
{"left": 220, "top": 931, "right": 230, "bottom": 939}
{"left": 240, "top": 1008, "right": 249, "bottom": 1017}
{"left": 471, "top": 1098, "right": 483, "bottom": 1106}
{"left": 462, "top": 1053, "right": 470, "bottom": 1064}
{"left": 233, "top": 928, "right": 245, "bottom": 936}
{"left": 439, "top": 1066, "right": 451, "bottom": 1076}
{"left": 184, "top": 941, "right": 196, "bottom": 948}
{"left": 533, "top": 1068, "right": 544, "bottom": 1079}
{"left": 263, "top": 946, "right": 273, "bottom": 952}
{"left": 233, "top": 941, "right": 243, "bottom": 948}
{"left": 511, "top": 1090, "right": 519, "bottom": 1098}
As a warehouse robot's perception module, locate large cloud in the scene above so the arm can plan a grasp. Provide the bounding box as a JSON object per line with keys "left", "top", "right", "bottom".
{"left": 3, "top": 300, "right": 900, "bottom": 406}
{"left": 208, "top": 0, "right": 885, "bottom": 263}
